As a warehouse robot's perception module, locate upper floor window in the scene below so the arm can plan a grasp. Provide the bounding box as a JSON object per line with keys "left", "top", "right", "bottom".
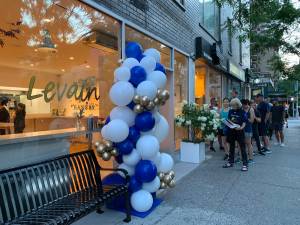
{"left": 199, "top": 0, "right": 220, "bottom": 40}
{"left": 239, "top": 39, "right": 243, "bottom": 64}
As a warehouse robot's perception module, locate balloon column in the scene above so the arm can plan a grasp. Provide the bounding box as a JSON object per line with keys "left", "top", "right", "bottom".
{"left": 95, "top": 42, "right": 175, "bottom": 213}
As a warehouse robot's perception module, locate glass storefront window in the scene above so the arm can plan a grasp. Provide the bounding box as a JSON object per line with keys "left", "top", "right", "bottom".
{"left": 174, "top": 51, "right": 188, "bottom": 149}
{"left": 0, "top": 0, "right": 120, "bottom": 155}
{"left": 125, "top": 26, "right": 171, "bottom": 68}
{"left": 207, "top": 67, "right": 222, "bottom": 108}
{"left": 195, "top": 59, "right": 206, "bottom": 106}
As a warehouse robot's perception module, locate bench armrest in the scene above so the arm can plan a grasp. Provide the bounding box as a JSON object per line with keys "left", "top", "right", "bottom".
{"left": 100, "top": 167, "right": 130, "bottom": 184}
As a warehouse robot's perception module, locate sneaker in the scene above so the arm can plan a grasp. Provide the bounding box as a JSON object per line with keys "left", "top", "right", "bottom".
{"left": 223, "top": 154, "right": 229, "bottom": 160}
{"left": 280, "top": 143, "right": 285, "bottom": 147}
{"left": 265, "top": 149, "right": 272, "bottom": 154}
{"left": 258, "top": 150, "right": 266, "bottom": 156}
{"left": 248, "top": 159, "right": 255, "bottom": 164}
{"left": 223, "top": 163, "right": 233, "bottom": 168}
{"left": 210, "top": 147, "right": 216, "bottom": 152}
{"left": 274, "top": 142, "right": 280, "bottom": 146}
{"left": 241, "top": 165, "right": 248, "bottom": 172}
{"left": 235, "top": 158, "right": 241, "bottom": 163}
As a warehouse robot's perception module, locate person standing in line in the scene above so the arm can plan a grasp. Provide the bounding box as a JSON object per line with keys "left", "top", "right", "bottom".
{"left": 250, "top": 100, "right": 265, "bottom": 156}
{"left": 0, "top": 97, "right": 10, "bottom": 135}
{"left": 14, "top": 103, "right": 26, "bottom": 133}
{"left": 270, "top": 100, "right": 285, "bottom": 147}
{"left": 242, "top": 99, "right": 255, "bottom": 164}
{"left": 219, "top": 97, "right": 230, "bottom": 160}
{"left": 223, "top": 98, "right": 248, "bottom": 171}
{"left": 284, "top": 103, "right": 289, "bottom": 128}
{"left": 256, "top": 94, "right": 272, "bottom": 153}
{"left": 209, "top": 97, "right": 219, "bottom": 152}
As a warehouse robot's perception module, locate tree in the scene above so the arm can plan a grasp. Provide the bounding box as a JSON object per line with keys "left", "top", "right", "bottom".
{"left": 217, "top": 0, "right": 300, "bottom": 57}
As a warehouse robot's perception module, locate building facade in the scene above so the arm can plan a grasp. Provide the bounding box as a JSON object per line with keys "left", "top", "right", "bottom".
{"left": 0, "top": 0, "right": 250, "bottom": 165}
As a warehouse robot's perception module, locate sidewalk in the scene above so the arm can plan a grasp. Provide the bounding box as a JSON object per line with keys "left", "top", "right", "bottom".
{"left": 75, "top": 119, "right": 300, "bottom": 225}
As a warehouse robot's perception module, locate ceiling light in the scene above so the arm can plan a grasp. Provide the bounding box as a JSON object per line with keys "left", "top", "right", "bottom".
{"left": 34, "top": 49, "right": 38, "bottom": 52}
{"left": 61, "top": 69, "right": 65, "bottom": 72}
{"left": 69, "top": 56, "right": 74, "bottom": 60}
{"left": 85, "top": 65, "right": 90, "bottom": 69}
{"left": 30, "top": 64, "right": 34, "bottom": 67}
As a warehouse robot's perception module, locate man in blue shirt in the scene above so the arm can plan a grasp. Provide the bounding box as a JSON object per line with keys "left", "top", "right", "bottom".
{"left": 256, "top": 94, "right": 271, "bottom": 153}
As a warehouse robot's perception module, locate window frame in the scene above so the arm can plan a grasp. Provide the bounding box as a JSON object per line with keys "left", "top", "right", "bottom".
{"left": 227, "top": 18, "right": 233, "bottom": 55}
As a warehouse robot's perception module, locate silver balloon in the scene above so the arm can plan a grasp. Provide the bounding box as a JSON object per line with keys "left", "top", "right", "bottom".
{"left": 111, "top": 148, "right": 118, "bottom": 156}
{"left": 168, "top": 179, "right": 176, "bottom": 188}
{"left": 153, "top": 97, "right": 160, "bottom": 105}
{"left": 96, "top": 144, "right": 106, "bottom": 155}
{"left": 133, "top": 104, "right": 144, "bottom": 113}
{"left": 102, "top": 152, "right": 111, "bottom": 161}
{"left": 94, "top": 141, "right": 100, "bottom": 147}
{"left": 157, "top": 89, "right": 163, "bottom": 96}
{"left": 158, "top": 172, "right": 165, "bottom": 180}
{"left": 140, "top": 96, "right": 150, "bottom": 106}
{"left": 163, "top": 175, "right": 173, "bottom": 184}
{"left": 161, "top": 90, "right": 170, "bottom": 101}
{"left": 133, "top": 95, "right": 141, "bottom": 104}
{"left": 168, "top": 170, "right": 175, "bottom": 179}
{"left": 104, "top": 140, "right": 113, "bottom": 149}
{"left": 160, "top": 182, "right": 167, "bottom": 189}
{"left": 146, "top": 101, "right": 155, "bottom": 111}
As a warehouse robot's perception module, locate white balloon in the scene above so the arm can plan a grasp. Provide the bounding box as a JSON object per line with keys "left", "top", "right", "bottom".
{"left": 110, "top": 106, "right": 136, "bottom": 126}
{"left": 142, "top": 176, "right": 160, "bottom": 193}
{"left": 151, "top": 152, "right": 161, "bottom": 167}
{"left": 157, "top": 153, "right": 174, "bottom": 173}
{"left": 144, "top": 48, "right": 161, "bottom": 63}
{"left": 122, "top": 58, "right": 140, "bottom": 69}
{"left": 147, "top": 71, "right": 167, "bottom": 89}
{"left": 136, "top": 135, "right": 159, "bottom": 160}
{"left": 136, "top": 81, "right": 158, "bottom": 100}
{"left": 122, "top": 149, "right": 141, "bottom": 166}
{"left": 152, "top": 110, "right": 161, "bottom": 123}
{"left": 152, "top": 114, "right": 169, "bottom": 143}
{"left": 118, "top": 163, "right": 135, "bottom": 177}
{"left": 101, "top": 125, "right": 109, "bottom": 139}
{"left": 105, "top": 119, "right": 129, "bottom": 143}
{"left": 114, "top": 67, "right": 131, "bottom": 81}
{"left": 109, "top": 81, "right": 135, "bottom": 106}
{"left": 140, "top": 56, "right": 156, "bottom": 74}
{"left": 130, "top": 190, "right": 153, "bottom": 212}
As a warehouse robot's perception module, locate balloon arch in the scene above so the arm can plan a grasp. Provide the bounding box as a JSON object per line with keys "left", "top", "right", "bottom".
{"left": 95, "top": 42, "right": 175, "bottom": 213}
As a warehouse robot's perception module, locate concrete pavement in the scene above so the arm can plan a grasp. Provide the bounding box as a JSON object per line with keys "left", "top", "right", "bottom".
{"left": 75, "top": 119, "right": 300, "bottom": 225}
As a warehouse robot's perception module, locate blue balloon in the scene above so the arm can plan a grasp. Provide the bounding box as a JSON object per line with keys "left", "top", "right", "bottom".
{"left": 125, "top": 42, "right": 143, "bottom": 59}
{"left": 116, "top": 138, "right": 134, "bottom": 155}
{"left": 128, "top": 126, "right": 141, "bottom": 144}
{"left": 135, "top": 112, "right": 155, "bottom": 132}
{"left": 102, "top": 173, "right": 126, "bottom": 186}
{"left": 105, "top": 116, "right": 110, "bottom": 125}
{"left": 155, "top": 63, "right": 166, "bottom": 73}
{"left": 137, "top": 54, "right": 146, "bottom": 62}
{"left": 115, "top": 154, "right": 123, "bottom": 164}
{"left": 130, "top": 66, "right": 147, "bottom": 87}
{"left": 127, "top": 101, "right": 135, "bottom": 110}
{"left": 135, "top": 160, "right": 157, "bottom": 183}
{"left": 129, "top": 175, "right": 142, "bottom": 193}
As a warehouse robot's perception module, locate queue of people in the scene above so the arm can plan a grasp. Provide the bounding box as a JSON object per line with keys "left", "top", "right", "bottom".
{"left": 210, "top": 93, "right": 287, "bottom": 172}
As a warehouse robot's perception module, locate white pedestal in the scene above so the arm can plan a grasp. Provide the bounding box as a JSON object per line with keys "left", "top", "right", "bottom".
{"left": 180, "top": 141, "right": 205, "bottom": 164}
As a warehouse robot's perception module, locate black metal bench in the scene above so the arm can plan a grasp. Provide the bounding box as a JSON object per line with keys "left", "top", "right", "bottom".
{"left": 0, "top": 150, "right": 131, "bottom": 225}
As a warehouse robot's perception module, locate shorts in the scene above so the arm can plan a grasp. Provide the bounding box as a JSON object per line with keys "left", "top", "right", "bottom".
{"left": 258, "top": 122, "right": 267, "bottom": 136}
{"left": 245, "top": 132, "right": 252, "bottom": 138}
{"left": 218, "top": 128, "right": 228, "bottom": 136}
{"left": 273, "top": 122, "right": 283, "bottom": 131}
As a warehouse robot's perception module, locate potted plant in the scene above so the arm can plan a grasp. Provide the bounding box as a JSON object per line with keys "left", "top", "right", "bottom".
{"left": 175, "top": 101, "right": 220, "bottom": 164}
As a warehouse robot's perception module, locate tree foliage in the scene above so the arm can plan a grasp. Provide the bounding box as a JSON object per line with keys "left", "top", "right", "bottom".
{"left": 217, "top": 0, "right": 300, "bottom": 56}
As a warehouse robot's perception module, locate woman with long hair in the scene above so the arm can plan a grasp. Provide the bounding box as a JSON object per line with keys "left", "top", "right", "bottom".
{"left": 14, "top": 103, "right": 26, "bottom": 133}
{"left": 219, "top": 97, "right": 230, "bottom": 160}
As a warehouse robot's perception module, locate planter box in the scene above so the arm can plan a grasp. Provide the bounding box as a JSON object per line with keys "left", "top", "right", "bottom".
{"left": 180, "top": 141, "right": 205, "bottom": 164}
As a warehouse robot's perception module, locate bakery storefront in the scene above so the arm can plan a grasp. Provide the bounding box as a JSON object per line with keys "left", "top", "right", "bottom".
{"left": 0, "top": 0, "right": 189, "bottom": 169}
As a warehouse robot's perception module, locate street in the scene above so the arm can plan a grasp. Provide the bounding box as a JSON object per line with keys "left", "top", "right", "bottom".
{"left": 76, "top": 120, "right": 300, "bottom": 225}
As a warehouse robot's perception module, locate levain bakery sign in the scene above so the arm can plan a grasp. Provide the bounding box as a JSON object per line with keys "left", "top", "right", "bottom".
{"left": 27, "top": 76, "right": 100, "bottom": 103}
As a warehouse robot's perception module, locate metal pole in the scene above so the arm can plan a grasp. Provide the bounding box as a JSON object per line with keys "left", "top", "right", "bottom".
{"left": 296, "top": 80, "right": 299, "bottom": 119}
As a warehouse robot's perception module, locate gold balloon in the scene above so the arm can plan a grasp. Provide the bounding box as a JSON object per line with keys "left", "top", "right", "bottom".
{"left": 160, "top": 182, "right": 167, "bottom": 189}
{"left": 157, "top": 92, "right": 164, "bottom": 100}
{"left": 133, "top": 95, "right": 141, "bottom": 104}
{"left": 140, "top": 96, "right": 150, "bottom": 106}
{"left": 161, "top": 90, "right": 170, "bottom": 101}
{"left": 153, "top": 97, "right": 160, "bottom": 105}
{"left": 111, "top": 148, "right": 118, "bottom": 156}
{"left": 157, "top": 89, "right": 163, "bottom": 96}
{"left": 102, "top": 152, "right": 111, "bottom": 161}
{"left": 168, "top": 171, "right": 175, "bottom": 179}
{"left": 134, "top": 104, "right": 144, "bottom": 113}
{"left": 96, "top": 144, "right": 106, "bottom": 155}
{"left": 168, "top": 179, "right": 176, "bottom": 188}
{"left": 94, "top": 141, "right": 100, "bottom": 147}
{"left": 163, "top": 175, "right": 173, "bottom": 184}
{"left": 146, "top": 101, "right": 155, "bottom": 111}
{"left": 158, "top": 172, "right": 165, "bottom": 180}
{"left": 104, "top": 140, "right": 113, "bottom": 149}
